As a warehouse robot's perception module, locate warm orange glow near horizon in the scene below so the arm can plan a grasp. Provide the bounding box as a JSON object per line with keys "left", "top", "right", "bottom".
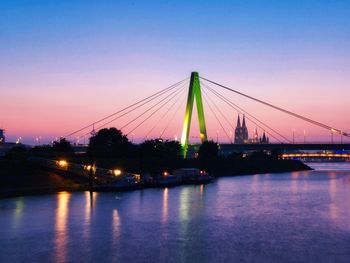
{"left": 3, "top": 80, "right": 350, "bottom": 145}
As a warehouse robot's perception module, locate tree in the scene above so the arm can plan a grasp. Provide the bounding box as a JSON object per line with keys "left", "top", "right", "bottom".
{"left": 52, "top": 138, "right": 73, "bottom": 153}
{"left": 198, "top": 140, "right": 219, "bottom": 161}
{"left": 6, "top": 145, "right": 28, "bottom": 161}
{"left": 140, "top": 139, "right": 164, "bottom": 157}
{"left": 139, "top": 139, "right": 181, "bottom": 158}
{"left": 88, "top": 128, "right": 132, "bottom": 158}
{"left": 164, "top": 140, "right": 181, "bottom": 157}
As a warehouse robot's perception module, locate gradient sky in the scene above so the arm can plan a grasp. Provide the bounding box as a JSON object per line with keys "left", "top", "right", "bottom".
{"left": 1, "top": 0, "right": 350, "bottom": 144}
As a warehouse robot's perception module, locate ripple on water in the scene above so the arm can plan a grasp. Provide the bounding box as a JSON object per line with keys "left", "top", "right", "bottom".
{"left": 1, "top": 165, "right": 350, "bottom": 262}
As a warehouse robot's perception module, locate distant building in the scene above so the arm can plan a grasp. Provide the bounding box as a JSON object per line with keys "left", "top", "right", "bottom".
{"left": 0, "top": 129, "right": 4, "bottom": 143}
{"left": 260, "top": 131, "right": 269, "bottom": 144}
{"left": 252, "top": 128, "right": 259, "bottom": 143}
{"left": 234, "top": 115, "right": 248, "bottom": 143}
{"left": 234, "top": 115, "right": 269, "bottom": 144}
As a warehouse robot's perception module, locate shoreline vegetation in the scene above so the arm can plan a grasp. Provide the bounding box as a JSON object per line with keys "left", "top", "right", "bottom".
{"left": 0, "top": 128, "right": 311, "bottom": 198}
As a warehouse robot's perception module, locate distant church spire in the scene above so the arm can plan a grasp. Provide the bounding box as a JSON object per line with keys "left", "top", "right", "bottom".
{"left": 234, "top": 113, "right": 248, "bottom": 144}
{"left": 242, "top": 115, "right": 247, "bottom": 128}
{"left": 253, "top": 127, "right": 258, "bottom": 142}
{"left": 236, "top": 114, "right": 241, "bottom": 128}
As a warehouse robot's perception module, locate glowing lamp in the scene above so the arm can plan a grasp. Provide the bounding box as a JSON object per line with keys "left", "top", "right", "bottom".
{"left": 113, "top": 169, "right": 122, "bottom": 176}
{"left": 58, "top": 160, "right": 68, "bottom": 168}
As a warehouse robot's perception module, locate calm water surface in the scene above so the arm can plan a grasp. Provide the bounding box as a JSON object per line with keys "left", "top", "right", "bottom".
{"left": 1, "top": 163, "right": 350, "bottom": 263}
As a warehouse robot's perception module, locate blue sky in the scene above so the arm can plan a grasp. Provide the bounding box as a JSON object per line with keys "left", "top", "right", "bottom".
{"left": 1, "top": 0, "right": 350, "bottom": 143}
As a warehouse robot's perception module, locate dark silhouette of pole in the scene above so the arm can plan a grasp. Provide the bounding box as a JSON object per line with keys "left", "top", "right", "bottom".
{"left": 341, "top": 131, "right": 343, "bottom": 144}
{"left": 139, "top": 148, "right": 144, "bottom": 185}
{"left": 88, "top": 150, "right": 94, "bottom": 208}
{"left": 331, "top": 132, "right": 334, "bottom": 144}
{"left": 89, "top": 158, "right": 94, "bottom": 193}
{"left": 89, "top": 124, "right": 95, "bottom": 194}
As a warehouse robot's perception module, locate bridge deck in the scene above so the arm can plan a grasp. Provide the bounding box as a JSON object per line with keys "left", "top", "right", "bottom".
{"left": 190, "top": 143, "right": 350, "bottom": 152}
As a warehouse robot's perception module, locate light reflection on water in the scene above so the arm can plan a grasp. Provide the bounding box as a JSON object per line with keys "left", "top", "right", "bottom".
{"left": 162, "top": 187, "right": 168, "bottom": 223}
{"left": 1, "top": 164, "right": 350, "bottom": 262}
{"left": 83, "top": 191, "right": 91, "bottom": 240}
{"left": 112, "top": 208, "right": 120, "bottom": 247}
{"left": 307, "top": 162, "right": 350, "bottom": 171}
{"left": 179, "top": 187, "right": 190, "bottom": 223}
{"left": 54, "top": 192, "right": 70, "bottom": 263}
{"left": 12, "top": 197, "right": 24, "bottom": 230}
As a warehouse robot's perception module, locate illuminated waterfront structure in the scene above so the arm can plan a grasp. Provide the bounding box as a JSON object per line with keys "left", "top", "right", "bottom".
{"left": 0, "top": 129, "right": 5, "bottom": 143}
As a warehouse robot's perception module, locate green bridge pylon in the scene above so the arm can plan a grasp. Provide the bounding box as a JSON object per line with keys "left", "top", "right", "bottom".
{"left": 180, "top": 72, "right": 208, "bottom": 158}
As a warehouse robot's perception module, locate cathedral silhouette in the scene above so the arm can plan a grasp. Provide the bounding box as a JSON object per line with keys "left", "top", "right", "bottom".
{"left": 234, "top": 115, "right": 269, "bottom": 144}
{"left": 234, "top": 115, "right": 248, "bottom": 143}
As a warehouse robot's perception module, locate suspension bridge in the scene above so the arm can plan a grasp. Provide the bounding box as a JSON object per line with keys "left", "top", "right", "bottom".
{"left": 64, "top": 72, "right": 350, "bottom": 158}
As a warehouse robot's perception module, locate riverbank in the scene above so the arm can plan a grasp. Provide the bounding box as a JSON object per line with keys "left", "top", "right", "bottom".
{"left": 0, "top": 160, "right": 89, "bottom": 198}
{"left": 212, "top": 158, "right": 311, "bottom": 176}
{"left": 0, "top": 158, "right": 311, "bottom": 198}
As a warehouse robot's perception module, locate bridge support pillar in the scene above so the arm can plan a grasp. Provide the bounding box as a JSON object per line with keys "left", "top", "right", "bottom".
{"left": 180, "top": 72, "right": 208, "bottom": 158}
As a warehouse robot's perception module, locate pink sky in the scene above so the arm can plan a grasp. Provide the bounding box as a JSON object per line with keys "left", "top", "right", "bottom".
{"left": 2, "top": 69, "right": 350, "bottom": 145}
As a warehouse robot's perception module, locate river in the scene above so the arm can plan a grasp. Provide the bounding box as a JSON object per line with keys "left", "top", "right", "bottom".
{"left": 1, "top": 163, "right": 350, "bottom": 262}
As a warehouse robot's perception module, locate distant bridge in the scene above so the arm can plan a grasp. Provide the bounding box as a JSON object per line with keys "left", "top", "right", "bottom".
{"left": 185, "top": 143, "right": 350, "bottom": 157}
{"left": 217, "top": 143, "right": 350, "bottom": 152}
{"left": 281, "top": 153, "right": 350, "bottom": 158}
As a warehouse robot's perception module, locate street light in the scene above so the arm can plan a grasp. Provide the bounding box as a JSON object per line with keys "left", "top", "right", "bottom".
{"left": 57, "top": 160, "right": 68, "bottom": 168}
{"left": 113, "top": 169, "right": 122, "bottom": 176}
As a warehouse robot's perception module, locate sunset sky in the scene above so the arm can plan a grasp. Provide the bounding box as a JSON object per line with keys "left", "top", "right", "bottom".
{"left": 1, "top": 0, "right": 350, "bottom": 144}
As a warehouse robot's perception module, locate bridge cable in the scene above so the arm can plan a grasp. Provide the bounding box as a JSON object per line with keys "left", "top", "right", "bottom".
{"left": 202, "top": 90, "right": 232, "bottom": 142}
{"left": 159, "top": 97, "right": 187, "bottom": 139}
{"left": 121, "top": 84, "right": 185, "bottom": 132}
{"left": 200, "top": 77, "right": 350, "bottom": 137}
{"left": 144, "top": 88, "right": 187, "bottom": 140}
{"left": 202, "top": 82, "right": 287, "bottom": 143}
{"left": 201, "top": 82, "right": 287, "bottom": 143}
{"left": 126, "top": 85, "right": 187, "bottom": 136}
{"left": 83, "top": 81, "right": 188, "bottom": 136}
{"left": 202, "top": 87, "right": 285, "bottom": 143}
{"left": 65, "top": 78, "right": 189, "bottom": 138}
{"left": 201, "top": 88, "right": 235, "bottom": 131}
